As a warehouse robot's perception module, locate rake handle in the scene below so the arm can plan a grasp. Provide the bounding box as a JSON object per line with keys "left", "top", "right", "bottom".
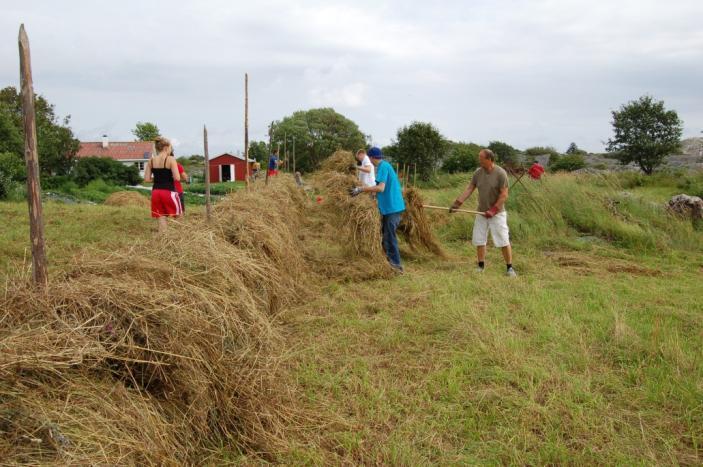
{"left": 422, "top": 205, "right": 484, "bottom": 215}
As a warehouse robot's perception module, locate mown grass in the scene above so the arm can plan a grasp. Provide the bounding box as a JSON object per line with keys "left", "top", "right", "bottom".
{"left": 2, "top": 171, "right": 702, "bottom": 464}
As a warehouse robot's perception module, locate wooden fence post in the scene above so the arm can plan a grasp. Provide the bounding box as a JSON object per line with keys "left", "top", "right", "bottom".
{"left": 244, "top": 73, "right": 249, "bottom": 190}
{"left": 204, "top": 125, "right": 211, "bottom": 221}
{"left": 18, "top": 24, "right": 47, "bottom": 287}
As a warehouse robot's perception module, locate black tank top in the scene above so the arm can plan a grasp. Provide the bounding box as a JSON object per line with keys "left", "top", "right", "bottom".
{"left": 152, "top": 156, "right": 175, "bottom": 191}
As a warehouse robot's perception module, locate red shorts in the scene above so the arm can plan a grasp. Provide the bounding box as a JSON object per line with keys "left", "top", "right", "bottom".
{"left": 267, "top": 169, "right": 278, "bottom": 177}
{"left": 151, "top": 189, "right": 182, "bottom": 218}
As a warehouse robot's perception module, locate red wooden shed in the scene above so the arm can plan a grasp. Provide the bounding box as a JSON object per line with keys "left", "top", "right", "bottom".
{"left": 208, "top": 153, "right": 254, "bottom": 182}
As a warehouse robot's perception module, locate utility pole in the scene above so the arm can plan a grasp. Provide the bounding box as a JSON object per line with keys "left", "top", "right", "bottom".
{"left": 283, "top": 131, "right": 287, "bottom": 173}
{"left": 292, "top": 136, "right": 296, "bottom": 174}
{"left": 18, "top": 24, "right": 47, "bottom": 287}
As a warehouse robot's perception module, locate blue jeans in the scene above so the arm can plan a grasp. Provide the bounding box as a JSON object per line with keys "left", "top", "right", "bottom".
{"left": 382, "top": 212, "right": 402, "bottom": 268}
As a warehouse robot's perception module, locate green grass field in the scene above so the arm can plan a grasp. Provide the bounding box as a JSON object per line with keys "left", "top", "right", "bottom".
{"left": 2, "top": 172, "right": 702, "bottom": 464}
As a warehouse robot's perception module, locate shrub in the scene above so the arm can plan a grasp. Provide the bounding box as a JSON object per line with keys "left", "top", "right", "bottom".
{"left": 442, "top": 142, "right": 480, "bottom": 174}
{"left": 73, "top": 157, "right": 141, "bottom": 187}
{"left": 550, "top": 154, "right": 586, "bottom": 172}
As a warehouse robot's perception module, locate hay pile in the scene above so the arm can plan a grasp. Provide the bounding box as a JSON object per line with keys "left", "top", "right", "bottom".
{"left": 400, "top": 186, "right": 446, "bottom": 257}
{"left": 0, "top": 229, "right": 291, "bottom": 464}
{"left": 319, "top": 149, "right": 358, "bottom": 176}
{"left": 104, "top": 191, "right": 150, "bottom": 208}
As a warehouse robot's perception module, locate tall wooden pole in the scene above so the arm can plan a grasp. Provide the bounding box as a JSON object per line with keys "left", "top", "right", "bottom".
{"left": 265, "top": 121, "right": 273, "bottom": 186}
{"left": 244, "top": 73, "right": 249, "bottom": 190}
{"left": 203, "top": 125, "right": 211, "bottom": 221}
{"left": 18, "top": 25, "right": 47, "bottom": 287}
{"left": 292, "top": 137, "right": 296, "bottom": 174}
{"left": 283, "top": 131, "right": 287, "bottom": 173}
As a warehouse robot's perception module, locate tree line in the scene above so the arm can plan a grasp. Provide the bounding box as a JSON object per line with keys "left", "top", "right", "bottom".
{"left": 0, "top": 86, "right": 685, "bottom": 199}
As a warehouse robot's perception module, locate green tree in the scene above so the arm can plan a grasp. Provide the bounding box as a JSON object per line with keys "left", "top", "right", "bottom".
{"left": 565, "top": 142, "right": 587, "bottom": 155}
{"left": 524, "top": 146, "right": 560, "bottom": 159}
{"left": 132, "top": 121, "right": 161, "bottom": 141}
{"left": 248, "top": 140, "right": 269, "bottom": 162}
{"left": 606, "top": 95, "right": 683, "bottom": 175}
{"left": 270, "top": 108, "right": 366, "bottom": 172}
{"left": 0, "top": 86, "right": 79, "bottom": 176}
{"left": 487, "top": 141, "right": 519, "bottom": 165}
{"left": 387, "top": 122, "right": 448, "bottom": 181}
{"left": 442, "top": 141, "right": 481, "bottom": 173}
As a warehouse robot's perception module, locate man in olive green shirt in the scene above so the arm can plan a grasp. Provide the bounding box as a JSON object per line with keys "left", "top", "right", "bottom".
{"left": 450, "top": 149, "right": 516, "bottom": 277}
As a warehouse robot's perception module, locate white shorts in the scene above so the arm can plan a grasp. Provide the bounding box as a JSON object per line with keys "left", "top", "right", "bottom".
{"left": 472, "top": 211, "right": 510, "bottom": 248}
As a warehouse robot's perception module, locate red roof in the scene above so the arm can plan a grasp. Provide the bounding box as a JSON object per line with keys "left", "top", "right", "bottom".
{"left": 76, "top": 141, "right": 155, "bottom": 161}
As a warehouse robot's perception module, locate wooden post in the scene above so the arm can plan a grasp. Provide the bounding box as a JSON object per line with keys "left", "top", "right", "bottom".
{"left": 283, "top": 131, "right": 287, "bottom": 173}
{"left": 18, "top": 25, "right": 47, "bottom": 287}
{"left": 265, "top": 121, "right": 273, "bottom": 186}
{"left": 413, "top": 163, "right": 417, "bottom": 186}
{"left": 203, "top": 125, "right": 211, "bottom": 221}
{"left": 292, "top": 137, "right": 296, "bottom": 175}
{"left": 244, "top": 73, "right": 249, "bottom": 190}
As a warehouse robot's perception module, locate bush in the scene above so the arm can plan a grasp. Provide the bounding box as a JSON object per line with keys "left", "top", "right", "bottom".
{"left": 442, "top": 142, "right": 480, "bottom": 174}
{"left": 0, "top": 151, "right": 25, "bottom": 182}
{"left": 487, "top": 141, "right": 519, "bottom": 164}
{"left": 550, "top": 154, "right": 586, "bottom": 172}
{"left": 524, "top": 146, "right": 560, "bottom": 159}
{"left": 73, "top": 157, "right": 141, "bottom": 187}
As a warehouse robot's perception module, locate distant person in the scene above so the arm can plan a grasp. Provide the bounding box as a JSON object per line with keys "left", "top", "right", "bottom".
{"left": 350, "top": 147, "right": 406, "bottom": 273}
{"left": 449, "top": 148, "right": 516, "bottom": 277}
{"left": 144, "top": 136, "right": 181, "bottom": 231}
{"left": 528, "top": 161, "right": 545, "bottom": 180}
{"left": 170, "top": 150, "right": 189, "bottom": 214}
{"left": 252, "top": 160, "right": 261, "bottom": 180}
{"left": 355, "top": 149, "right": 375, "bottom": 187}
{"left": 268, "top": 149, "right": 282, "bottom": 177}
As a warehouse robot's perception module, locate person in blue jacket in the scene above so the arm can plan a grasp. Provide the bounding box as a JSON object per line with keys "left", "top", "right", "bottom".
{"left": 350, "top": 147, "right": 406, "bottom": 272}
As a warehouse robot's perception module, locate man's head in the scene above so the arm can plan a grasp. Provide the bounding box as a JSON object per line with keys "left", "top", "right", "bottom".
{"left": 367, "top": 147, "right": 383, "bottom": 166}
{"left": 355, "top": 149, "right": 367, "bottom": 162}
{"left": 478, "top": 149, "right": 497, "bottom": 169}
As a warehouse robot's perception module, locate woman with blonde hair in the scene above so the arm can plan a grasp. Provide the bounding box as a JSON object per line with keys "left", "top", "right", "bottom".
{"left": 144, "top": 136, "right": 181, "bottom": 231}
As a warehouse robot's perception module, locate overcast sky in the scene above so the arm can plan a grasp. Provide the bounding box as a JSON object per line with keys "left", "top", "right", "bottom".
{"left": 1, "top": 0, "right": 702, "bottom": 156}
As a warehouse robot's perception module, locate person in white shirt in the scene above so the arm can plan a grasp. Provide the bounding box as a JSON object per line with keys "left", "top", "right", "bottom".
{"left": 355, "top": 149, "right": 375, "bottom": 187}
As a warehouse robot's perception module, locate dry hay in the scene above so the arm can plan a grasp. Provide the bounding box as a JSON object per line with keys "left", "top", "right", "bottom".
{"left": 319, "top": 149, "right": 358, "bottom": 176}
{"left": 309, "top": 170, "right": 393, "bottom": 280}
{"left": 104, "top": 190, "right": 150, "bottom": 208}
{"left": 0, "top": 228, "right": 293, "bottom": 464}
{"left": 399, "top": 187, "right": 446, "bottom": 257}
{"left": 212, "top": 176, "right": 309, "bottom": 307}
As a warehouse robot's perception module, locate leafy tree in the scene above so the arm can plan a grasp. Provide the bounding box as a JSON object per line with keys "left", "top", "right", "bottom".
{"left": 270, "top": 108, "right": 366, "bottom": 172}
{"left": 386, "top": 122, "right": 448, "bottom": 181}
{"left": 606, "top": 95, "right": 683, "bottom": 175}
{"left": 0, "top": 151, "right": 26, "bottom": 182}
{"left": 188, "top": 154, "right": 205, "bottom": 162}
{"left": 0, "top": 86, "right": 79, "bottom": 176}
{"left": 487, "top": 140, "right": 519, "bottom": 165}
{"left": 549, "top": 153, "right": 585, "bottom": 172}
{"left": 72, "top": 157, "right": 141, "bottom": 186}
{"left": 247, "top": 140, "right": 269, "bottom": 162}
{"left": 132, "top": 121, "right": 161, "bottom": 141}
{"left": 565, "top": 142, "right": 587, "bottom": 155}
{"left": 442, "top": 142, "right": 481, "bottom": 173}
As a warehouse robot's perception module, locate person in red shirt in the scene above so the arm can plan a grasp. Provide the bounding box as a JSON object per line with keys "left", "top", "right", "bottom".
{"left": 528, "top": 161, "right": 545, "bottom": 180}
{"left": 169, "top": 150, "right": 189, "bottom": 214}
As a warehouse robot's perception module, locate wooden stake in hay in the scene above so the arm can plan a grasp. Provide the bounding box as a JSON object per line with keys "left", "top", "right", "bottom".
{"left": 104, "top": 191, "right": 150, "bottom": 208}
{"left": 399, "top": 186, "right": 446, "bottom": 257}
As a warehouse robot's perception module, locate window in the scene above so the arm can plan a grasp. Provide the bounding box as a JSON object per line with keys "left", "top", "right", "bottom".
{"left": 134, "top": 161, "right": 145, "bottom": 171}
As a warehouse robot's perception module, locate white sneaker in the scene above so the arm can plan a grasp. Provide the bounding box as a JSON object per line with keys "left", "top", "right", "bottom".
{"left": 506, "top": 267, "right": 517, "bottom": 277}
{"left": 475, "top": 266, "right": 485, "bottom": 273}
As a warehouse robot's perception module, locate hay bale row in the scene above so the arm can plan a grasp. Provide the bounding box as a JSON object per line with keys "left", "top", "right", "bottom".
{"left": 0, "top": 228, "right": 291, "bottom": 464}
{"left": 400, "top": 186, "right": 447, "bottom": 257}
